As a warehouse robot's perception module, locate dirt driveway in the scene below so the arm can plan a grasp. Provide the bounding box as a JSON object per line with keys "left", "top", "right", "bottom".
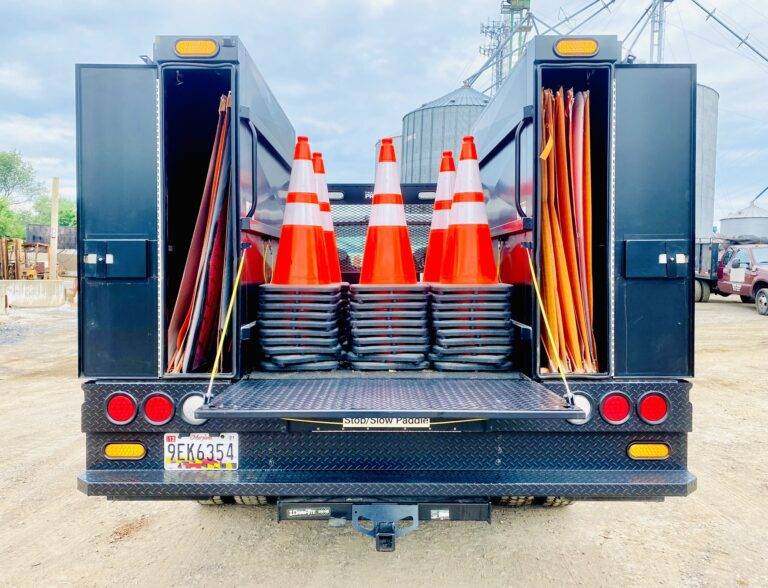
{"left": 1, "top": 297, "right": 766, "bottom": 587}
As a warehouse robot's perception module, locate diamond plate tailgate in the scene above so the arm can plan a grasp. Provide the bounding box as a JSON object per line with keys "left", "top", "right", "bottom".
{"left": 195, "top": 374, "right": 584, "bottom": 420}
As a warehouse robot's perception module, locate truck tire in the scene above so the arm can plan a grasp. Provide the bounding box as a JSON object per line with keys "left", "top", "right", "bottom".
{"left": 540, "top": 496, "right": 574, "bottom": 508}
{"left": 740, "top": 295, "right": 754, "bottom": 303}
{"left": 756, "top": 288, "right": 768, "bottom": 316}
{"left": 694, "top": 280, "right": 702, "bottom": 302}
{"left": 234, "top": 495, "right": 269, "bottom": 506}
{"left": 198, "top": 496, "right": 231, "bottom": 505}
{"left": 496, "top": 495, "right": 534, "bottom": 507}
{"left": 700, "top": 281, "right": 711, "bottom": 302}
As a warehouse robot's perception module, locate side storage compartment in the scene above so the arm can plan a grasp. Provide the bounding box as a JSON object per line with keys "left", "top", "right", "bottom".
{"left": 614, "top": 65, "right": 695, "bottom": 377}
{"left": 77, "top": 65, "right": 159, "bottom": 377}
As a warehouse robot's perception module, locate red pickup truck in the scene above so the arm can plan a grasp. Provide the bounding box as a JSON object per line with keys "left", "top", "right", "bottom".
{"left": 714, "top": 244, "right": 768, "bottom": 315}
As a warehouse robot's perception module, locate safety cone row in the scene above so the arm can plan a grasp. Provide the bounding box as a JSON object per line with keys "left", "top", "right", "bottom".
{"left": 426, "top": 137, "right": 513, "bottom": 371}
{"left": 349, "top": 137, "right": 429, "bottom": 370}
{"left": 258, "top": 136, "right": 344, "bottom": 371}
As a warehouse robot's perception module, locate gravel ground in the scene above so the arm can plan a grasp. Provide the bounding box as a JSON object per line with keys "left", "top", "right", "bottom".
{"left": 1, "top": 297, "right": 766, "bottom": 587}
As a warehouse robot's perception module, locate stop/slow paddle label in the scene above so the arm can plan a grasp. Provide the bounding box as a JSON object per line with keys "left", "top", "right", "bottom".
{"left": 342, "top": 417, "right": 430, "bottom": 429}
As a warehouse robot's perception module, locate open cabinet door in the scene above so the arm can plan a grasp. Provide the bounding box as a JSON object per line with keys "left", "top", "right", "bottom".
{"left": 77, "top": 65, "right": 159, "bottom": 377}
{"left": 614, "top": 64, "right": 695, "bottom": 377}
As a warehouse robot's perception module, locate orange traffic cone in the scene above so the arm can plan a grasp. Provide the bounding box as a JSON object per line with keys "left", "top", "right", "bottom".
{"left": 312, "top": 152, "right": 343, "bottom": 283}
{"left": 271, "top": 136, "right": 330, "bottom": 285}
{"left": 422, "top": 150, "right": 456, "bottom": 282}
{"left": 359, "top": 137, "right": 417, "bottom": 284}
{"left": 439, "top": 136, "right": 496, "bottom": 284}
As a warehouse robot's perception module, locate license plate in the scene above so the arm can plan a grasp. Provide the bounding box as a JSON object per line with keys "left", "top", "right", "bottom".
{"left": 163, "top": 433, "right": 238, "bottom": 470}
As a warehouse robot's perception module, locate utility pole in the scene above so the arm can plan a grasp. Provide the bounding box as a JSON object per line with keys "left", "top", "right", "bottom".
{"left": 49, "top": 177, "right": 60, "bottom": 280}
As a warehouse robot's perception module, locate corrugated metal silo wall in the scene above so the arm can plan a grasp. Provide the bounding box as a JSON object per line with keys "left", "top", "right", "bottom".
{"left": 720, "top": 212, "right": 768, "bottom": 241}
{"left": 696, "top": 84, "right": 718, "bottom": 239}
{"left": 401, "top": 104, "right": 486, "bottom": 183}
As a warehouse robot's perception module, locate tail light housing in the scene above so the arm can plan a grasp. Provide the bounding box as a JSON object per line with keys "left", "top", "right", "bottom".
{"left": 143, "top": 393, "right": 175, "bottom": 425}
{"left": 599, "top": 392, "right": 631, "bottom": 425}
{"left": 105, "top": 392, "right": 137, "bottom": 425}
{"left": 637, "top": 392, "right": 669, "bottom": 424}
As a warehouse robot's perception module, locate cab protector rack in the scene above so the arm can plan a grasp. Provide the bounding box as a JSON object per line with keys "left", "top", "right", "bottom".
{"left": 196, "top": 372, "right": 584, "bottom": 420}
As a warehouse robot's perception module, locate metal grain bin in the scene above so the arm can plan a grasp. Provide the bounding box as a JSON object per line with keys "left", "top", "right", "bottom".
{"left": 401, "top": 85, "right": 489, "bottom": 183}
{"left": 720, "top": 204, "right": 768, "bottom": 241}
{"left": 695, "top": 84, "right": 718, "bottom": 239}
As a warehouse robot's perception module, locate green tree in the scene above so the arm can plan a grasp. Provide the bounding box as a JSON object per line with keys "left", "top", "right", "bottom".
{"left": 0, "top": 150, "right": 44, "bottom": 205}
{"left": 27, "top": 195, "right": 77, "bottom": 227}
{"left": 0, "top": 198, "right": 25, "bottom": 238}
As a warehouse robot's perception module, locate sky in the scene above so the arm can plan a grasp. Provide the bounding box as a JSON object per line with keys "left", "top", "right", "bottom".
{"left": 1, "top": 0, "right": 767, "bottom": 226}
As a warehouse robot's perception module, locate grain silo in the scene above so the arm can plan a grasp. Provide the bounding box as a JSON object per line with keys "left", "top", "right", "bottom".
{"left": 720, "top": 201, "right": 768, "bottom": 241}
{"left": 401, "top": 85, "right": 489, "bottom": 183}
{"left": 696, "top": 84, "right": 718, "bottom": 239}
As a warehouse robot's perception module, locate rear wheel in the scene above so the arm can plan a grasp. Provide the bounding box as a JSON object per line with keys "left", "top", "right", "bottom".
{"left": 234, "top": 495, "right": 269, "bottom": 506}
{"left": 496, "top": 496, "right": 534, "bottom": 507}
{"left": 540, "top": 496, "right": 574, "bottom": 508}
{"left": 496, "top": 496, "right": 573, "bottom": 508}
{"left": 700, "top": 281, "right": 711, "bottom": 302}
{"left": 694, "top": 280, "right": 703, "bottom": 302}
{"left": 756, "top": 288, "right": 768, "bottom": 316}
{"left": 740, "top": 295, "right": 754, "bottom": 303}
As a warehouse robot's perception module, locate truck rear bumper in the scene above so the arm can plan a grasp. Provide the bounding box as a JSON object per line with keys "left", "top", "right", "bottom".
{"left": 78, "top": 468, "right": 696, "bottom": 499}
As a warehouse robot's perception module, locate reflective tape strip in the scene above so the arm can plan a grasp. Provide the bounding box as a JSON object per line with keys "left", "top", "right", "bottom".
{"left": 283, "top": 202, "right": 322, "bottom": 226}
{"left": 287, "top": 160, "right": 314, "bottom": 193}
{"left": 286, "top": 192, "right": 319, "bottom": 204}
{"left": 449, "top": 202, "right": 489, "bottom": 225}
{"left": 430, "top": 209, "right": 450, "bottom": 230}
{"left": 453, "top": 158, "right": 482, "bottom": 193}
{"left": 434, "top": 199, "right": 452, "bottom": 210}
{"left": 319, "top": 202, "right": 331, "bottom": 212}
{"left": 372, "top": 193, "right": 403, "bottom": 205}
{"left": 320, "top": 211, "right": 334, "bottom": 231}
{"left": 315, "top": 172, "right": 331, "bottom": 205}
{"left": 434, "top": 171, "right": 455, "bottom": 203}
{"left": 373, "top": 161, "right": 401, "bottom": 194}
{"left": 369, "top": 203, "right": 407, "bottom": 226}
{"left": 452, "top": 191, "right": 484, "bottom": 203}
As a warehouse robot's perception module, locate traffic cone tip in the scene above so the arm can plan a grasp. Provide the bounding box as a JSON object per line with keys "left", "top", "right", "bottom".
{"left": 294, "top": 136, "right": 312, "bottom": 160}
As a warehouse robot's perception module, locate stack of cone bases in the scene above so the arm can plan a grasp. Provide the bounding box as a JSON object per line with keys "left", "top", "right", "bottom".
{"left": 422, "top": 150, "right": 456, "bottom": 282}
{"left": 537, "top": 88, "right": 598, "bottom": 374}
{"left": 258, "top": 136, "right": 344, "bottom": 371}
{"left": 430, "top": 136, "right": 513, "bottom": 372}
{"left": 349, "top": 138, "right": 428, "bottom": 370}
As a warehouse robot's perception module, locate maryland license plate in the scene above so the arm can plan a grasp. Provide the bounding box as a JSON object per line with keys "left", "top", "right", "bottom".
{"left": 163, "top": 432, "right": 238, "bottom": 470}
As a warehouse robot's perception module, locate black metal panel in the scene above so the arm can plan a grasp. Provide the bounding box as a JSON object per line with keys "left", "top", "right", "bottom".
{"left": 76, "top": 65, "right": 159, "bottom": 377}
{"left": 614, "top": 65, "right": 695, "bottom": 377}
{"left": 197, "top": 375, "right": 582, "bottom": 419}
{"left": 78, "top": 468, "right": 696, "bottom": 499}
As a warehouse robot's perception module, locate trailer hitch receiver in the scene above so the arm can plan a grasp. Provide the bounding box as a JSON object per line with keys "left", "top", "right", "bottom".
{"left": 351, "top": 504, "right": 419, "bottom": 551}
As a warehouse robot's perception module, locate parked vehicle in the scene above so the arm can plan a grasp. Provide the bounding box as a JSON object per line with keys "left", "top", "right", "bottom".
{"left": 76, "top": 35, "right": 696, "bottom": 550}
{"left": 695, "top": 242, "right": 768, "bottom": 315}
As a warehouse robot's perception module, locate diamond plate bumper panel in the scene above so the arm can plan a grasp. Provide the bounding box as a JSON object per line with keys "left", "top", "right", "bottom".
{"left": 78, "top": 468, "right": 696, "bottom": 498}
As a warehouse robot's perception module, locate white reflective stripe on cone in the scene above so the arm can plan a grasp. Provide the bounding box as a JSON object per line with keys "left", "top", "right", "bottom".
{"left": 283, "top": 202, "right": 323, "bottom": 226}
{"left": 369, "top": 203, "right": 407, "bottom": 227}
{"left": 316, "top": 172, "right": 331, "bottom": 205}
{"left": 430, "top": 209, "right": 451, "bottom": 230}
{"left": 453, "top": 159, "right": 482, "bottom": 193}
{"left": 320, "top": 212, "right": 334, "bottom": 232}
{"left": 287, "top": 159, "right": 315, "bottom": 193}
{"left": 435, "top": 171, "right": 455, "bottom": 202}
{"left": 373, "top": 161, "right": 402, "bottom": 195}
{"left": 449, "top": 202, "right": 489, "bottom": 225}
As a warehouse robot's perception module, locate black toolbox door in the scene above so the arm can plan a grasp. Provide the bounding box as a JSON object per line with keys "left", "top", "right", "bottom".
{"left": 77, "top": 65, "right": 159, "bottom": 377}
{"left": 614, "top": 64, "right": 695, "bottom": 377}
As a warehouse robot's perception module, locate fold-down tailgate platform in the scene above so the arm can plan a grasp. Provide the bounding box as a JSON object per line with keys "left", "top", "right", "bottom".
{"left": 196, "top": 374, "right": 584, "bottom": 420}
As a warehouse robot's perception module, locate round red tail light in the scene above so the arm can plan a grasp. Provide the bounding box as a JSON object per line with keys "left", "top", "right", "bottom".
{"left": 638, "top": 392, "right": 668, "bottom": 424}
{"left": 600, "top": 392, "right": 631, "bottom": 425}
{"left": 106, "top": 393, "right": 137, "bottom": 425}
{"left": 143, "top": 393, "right": 175, "bottom": 425}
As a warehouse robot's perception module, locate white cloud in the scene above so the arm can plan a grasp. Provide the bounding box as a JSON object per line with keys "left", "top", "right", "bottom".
{"left": 0, "top": 63, "right": 43, "bottom": 96}
{"left": 0, "top": 114, "right": 74, "bottom": 149}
